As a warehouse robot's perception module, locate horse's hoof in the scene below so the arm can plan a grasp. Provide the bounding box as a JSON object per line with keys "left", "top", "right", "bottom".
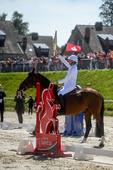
{"left": 81, "top": 141, "right": 84, "bottom": 143}
{"left": 99, "top": 143, "right": 104, "bottom": 148}
{"left": 30, "top": 131, "right": 36, "bottom": 136}
{"left": 81, "top": 138, "right": 86, "bottom": 143}
{"left": 94, "top": 143, "right": 104, "bottom": 149}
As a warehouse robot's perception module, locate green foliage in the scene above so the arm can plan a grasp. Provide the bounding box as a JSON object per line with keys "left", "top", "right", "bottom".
{"left": 12, "top": 11, "right": 29, "bottom": 35}
{"left": 0, "top": 12, "right": 7, "bottom": 21}
{"left": 0, "top": 70, "right": 113, "bottom": 115}
{"left": 99, "top": 0, "right": 113, "bottom": 26}
{"left": 77, "top": 69, "right": 113, "bottom": 100}
{"left": 0, "top": 70, "right": 113, "bottom": 99}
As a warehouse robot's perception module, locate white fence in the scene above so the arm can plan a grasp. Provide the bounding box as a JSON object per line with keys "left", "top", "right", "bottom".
{"left": 0, "top": 58, "right": 113, "bottom": 72}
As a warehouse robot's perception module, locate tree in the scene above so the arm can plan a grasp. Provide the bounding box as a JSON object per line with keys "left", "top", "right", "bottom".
{"left": 12, "top": 11, "right": 29, "bottom": 35}
{"left": 99, "top": 0, "right": 113, "bottom": 26}
{"left": 0, "top": 13, "right": 7, "bottom": 21}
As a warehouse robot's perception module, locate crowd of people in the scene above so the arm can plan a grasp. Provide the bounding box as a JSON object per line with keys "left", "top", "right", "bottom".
{"left": 0, "top": 50, "right": 113, "bottom": 72}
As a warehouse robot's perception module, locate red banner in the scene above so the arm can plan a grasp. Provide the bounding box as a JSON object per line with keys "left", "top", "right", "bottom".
{"left": 66, "top": 43, "right": 81, "bottom": 52}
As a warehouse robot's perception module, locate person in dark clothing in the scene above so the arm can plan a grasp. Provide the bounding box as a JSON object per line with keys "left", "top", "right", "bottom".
{"left": 26, "top": 96, "right": 34, "bottom": 114}
{"left": 0, "top": 84, "right": 6, "bottom": 122}
{"left": 14, "top": 90, "right": 25, "bottom": 124}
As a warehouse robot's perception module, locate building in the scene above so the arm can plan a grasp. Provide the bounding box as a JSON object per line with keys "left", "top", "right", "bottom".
{"left": 25, "top": 33, "right": 56, "bottom": 58}
{"left": 67, "top": 22, "right": 113, "bottom": 54}
{"left": 0, "top": 20, "right": 25, "bottom": 60}
{"left": 0, "top": 20, "right": 59, "bottom": 61}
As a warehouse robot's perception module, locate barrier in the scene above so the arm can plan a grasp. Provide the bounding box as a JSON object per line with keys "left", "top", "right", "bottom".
{"left": 34, "top": 83, "right": 67, "bottom": 157}
{"left": 65, "top": 144, "right": 113, "bottom": 158}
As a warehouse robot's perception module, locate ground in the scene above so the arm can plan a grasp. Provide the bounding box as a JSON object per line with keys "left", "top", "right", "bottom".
{"left": 0, "top": 112, "right": 113, "bottom": 170}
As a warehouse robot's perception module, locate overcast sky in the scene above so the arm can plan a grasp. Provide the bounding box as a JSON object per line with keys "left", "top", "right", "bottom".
{"left": 0, "top": 0, "right": 102, "bottom": 46}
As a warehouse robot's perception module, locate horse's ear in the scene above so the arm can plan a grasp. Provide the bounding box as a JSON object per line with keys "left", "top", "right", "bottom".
{"left": 31, "top": 68, "right": 35, "bottom": 74}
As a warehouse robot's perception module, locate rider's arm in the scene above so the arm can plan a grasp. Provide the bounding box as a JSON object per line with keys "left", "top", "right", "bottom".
{"left": 58, "top": 55, "right": 71, "bottom": 84}
{"left": 59, "top": 55, "right": 71, "bottom": 69}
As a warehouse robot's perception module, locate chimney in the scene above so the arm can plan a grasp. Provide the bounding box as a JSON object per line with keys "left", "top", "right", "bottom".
{"left": 84, "top": 27, "right": 90, "bottom": 44}
{"left": 95, "top": 22, "right": 103, "bottom": 31}
{"left": 32, "top": 32, "right": 38, "bottom": 41}
{"left": 53, "top": 30, "right": 57, "bottom": 56}
{"left": 22, "top": 36, "right": 27, "bottom": 53}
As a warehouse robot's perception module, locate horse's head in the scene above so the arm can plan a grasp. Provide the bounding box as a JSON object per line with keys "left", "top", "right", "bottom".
{"left": 19, "top": 72, "right": 35, "bottom": 91}
{"left": 19, "top": 69, "right": 50, "bottom": 91}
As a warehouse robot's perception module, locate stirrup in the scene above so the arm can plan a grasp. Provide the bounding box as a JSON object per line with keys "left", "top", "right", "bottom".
{"left": 59, "top": 94, "right": 64, "bottom": 107}
{"left": 58, "top": 107, "right": 65, "bottom": 115}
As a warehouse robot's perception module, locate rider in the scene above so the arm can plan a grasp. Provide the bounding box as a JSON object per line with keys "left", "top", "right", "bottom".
{"left": 58, "top": 52, "right": 78, "bottom": 112}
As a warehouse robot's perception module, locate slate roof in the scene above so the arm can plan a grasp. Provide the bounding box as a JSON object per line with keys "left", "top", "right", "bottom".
{"left": 0, "top": 20, "right": 23, "bottom": 54}
{"left": 33, "top": 43, "right": 49, "bottom": 49}
{"left": 97, "top": 34, "right": 113, "bottom": 40}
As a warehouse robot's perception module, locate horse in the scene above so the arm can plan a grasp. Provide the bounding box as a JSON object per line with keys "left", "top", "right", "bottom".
{"left": 19, "top": 69, "right": 105, "bottom": 148}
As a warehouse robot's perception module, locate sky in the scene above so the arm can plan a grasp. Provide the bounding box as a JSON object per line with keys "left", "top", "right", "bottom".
{"left": 0, "top": 0, "right": 102, "bottom": 47}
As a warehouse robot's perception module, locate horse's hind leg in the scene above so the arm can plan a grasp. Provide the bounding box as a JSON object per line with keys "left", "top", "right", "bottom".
{"left": 82, "top": 113, "right": 92, "bottom": 143}
{"left": 95, "top": 121, "right": 104, "bottom": 137}
{"left": 95, "top": 120, "right": 105, "bottom": 148}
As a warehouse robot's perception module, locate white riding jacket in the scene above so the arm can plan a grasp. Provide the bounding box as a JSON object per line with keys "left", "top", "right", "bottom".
{"left": 58, "top": 55, "right": 78, "bottom": 95}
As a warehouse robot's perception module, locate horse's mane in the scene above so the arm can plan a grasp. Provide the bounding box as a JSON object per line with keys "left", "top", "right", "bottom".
{"left": 29, "top": 68, "right": 50, "bottom": 84}
{"left": 33, "top": 72, "right": 59, "bottom": 100}
{"left": 36, "top": 72, "right": 51, "bottom": 84}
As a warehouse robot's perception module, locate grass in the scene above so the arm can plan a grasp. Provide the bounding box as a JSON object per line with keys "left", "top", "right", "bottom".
{"left": 0, "top": 69, "right": 113, "bottom": 115}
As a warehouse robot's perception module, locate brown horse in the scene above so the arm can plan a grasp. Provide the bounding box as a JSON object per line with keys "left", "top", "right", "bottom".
{"left": 19, "top": 70, "right": 105, "bottom": 148}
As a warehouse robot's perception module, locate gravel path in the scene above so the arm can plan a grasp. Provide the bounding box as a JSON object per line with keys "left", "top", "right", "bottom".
{"left": 0, "top": 112, "right": 113, "bottom": 170}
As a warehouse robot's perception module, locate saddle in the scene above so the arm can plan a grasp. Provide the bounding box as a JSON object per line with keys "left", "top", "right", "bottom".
{"left": 68, "top": 85, "right": 82, "bottom": 95}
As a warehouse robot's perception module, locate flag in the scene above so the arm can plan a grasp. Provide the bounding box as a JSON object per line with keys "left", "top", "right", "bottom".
{"left": 66, "top": 43, "right": 81, "bottom": 52}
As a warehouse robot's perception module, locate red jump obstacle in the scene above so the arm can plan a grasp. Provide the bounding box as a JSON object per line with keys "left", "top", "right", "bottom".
{"left": 34, "top": 83, "right": 64, "bottom": 157}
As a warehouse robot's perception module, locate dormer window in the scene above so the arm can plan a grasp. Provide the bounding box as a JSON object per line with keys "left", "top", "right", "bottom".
{"left": 0, "top": 30, "right": 6, "bottom": 47}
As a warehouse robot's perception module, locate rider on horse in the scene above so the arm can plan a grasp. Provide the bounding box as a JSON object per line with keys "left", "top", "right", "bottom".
{"left": 58, "top": 53, "right": 78, "bottom": 113}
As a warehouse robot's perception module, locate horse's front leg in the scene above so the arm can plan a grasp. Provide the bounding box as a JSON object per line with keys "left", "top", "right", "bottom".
{"left": 81, "top": 115, "right": 92, "bottom": 143}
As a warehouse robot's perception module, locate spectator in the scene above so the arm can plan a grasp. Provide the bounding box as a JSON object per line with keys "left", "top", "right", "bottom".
{"left": 14, "top": 90, "right": 25, "bottom": 124}
{"left": 0, "top": 84, "right": 6, "bottom": 122}
{"left": 26, "top": 96, "right": 34, "bottom": 114}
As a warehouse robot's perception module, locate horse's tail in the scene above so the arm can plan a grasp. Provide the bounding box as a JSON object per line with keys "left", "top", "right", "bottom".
{"left": 98, "top": 96, "right": 105, "bottom": 137}
{"left": 95, "top": 95, "right": 104, "bottom": 138}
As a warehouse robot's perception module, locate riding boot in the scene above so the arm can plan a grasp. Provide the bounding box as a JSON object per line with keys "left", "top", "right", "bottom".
{"left": 58, "top": 94, "right": 65, "bottom": 114}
